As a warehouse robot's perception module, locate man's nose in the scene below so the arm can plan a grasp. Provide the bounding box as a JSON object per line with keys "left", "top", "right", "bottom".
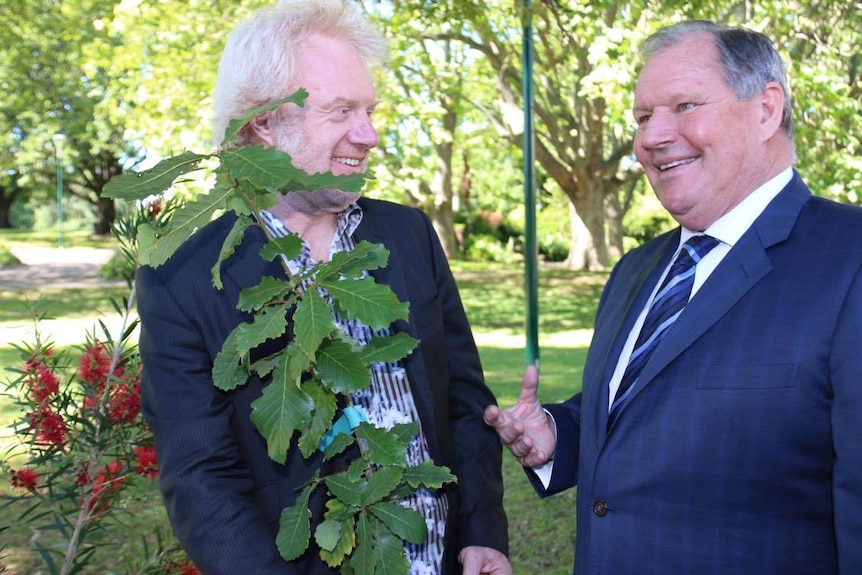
{"left": 637, "top": 110, "right": 676, "bottom": 149}
{"left": 351, "top": 114, "right": 379, "bottom": 149}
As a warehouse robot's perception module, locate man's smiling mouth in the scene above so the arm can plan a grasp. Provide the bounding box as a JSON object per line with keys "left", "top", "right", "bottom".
{"left": 659, "top": 157, "right": 697, "bottom": 171}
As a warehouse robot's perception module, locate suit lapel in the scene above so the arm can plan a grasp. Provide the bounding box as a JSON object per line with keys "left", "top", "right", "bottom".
{"left": 611, "top": 173, "right": 811, "bottom": 422}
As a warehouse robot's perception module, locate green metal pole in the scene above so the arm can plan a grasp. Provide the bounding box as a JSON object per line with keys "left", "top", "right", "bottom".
{"left": 522, "top": 0, "right": 539, "bottom": 367}
{"left": 52, "top": 134, "right": 65, "bottom": 249}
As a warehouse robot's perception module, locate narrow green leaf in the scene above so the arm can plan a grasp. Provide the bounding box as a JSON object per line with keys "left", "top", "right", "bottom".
{"left": 369, "top": 501, "right": 426, "bottom": 545}
{"left": 212, "top": 215, "right": 253, "bottom": 289}
{"left": 238, "top": 277, "right": 295, "bottom": 313}
{"left": 103, "top": 151, "right": 209, "bottom": 200}
{"left": 320, "top": 276, "right": 409, "bottom": 330}
{"left": 250, "top": 358, "right": 313, "bottom": 464}
{"left": 358, "top": 332, "right": 419, "bottom": 365}
{"left": 294, "top": 290, "right": 336, "bottom": 359}
{"left": 357, "top": 422, "right": 412, "bottom": 467}
{"left": 316, "top": 338, "right": 370, "bottom": 394}
{"left": 401, "top": 460, "right": 457, "bottom": 490}
{"left": 260, "top": 234, "right": 304, "bottom": 262}
{"left": 276, "top": 481, "right": 314, "bottom": 561}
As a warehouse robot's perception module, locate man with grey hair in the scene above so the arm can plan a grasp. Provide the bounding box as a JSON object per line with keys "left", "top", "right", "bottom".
{"left": 485, "top": 20, "right": 862, "bottom": 575}
{"left": 136, "top": 1, "right": 510, "bottom": 573}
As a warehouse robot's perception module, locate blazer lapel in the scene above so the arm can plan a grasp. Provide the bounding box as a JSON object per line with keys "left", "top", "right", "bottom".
{"left": 589, "top": 233, "right": 679, "bottom": 440}
{"left": 613, "top": 173, "right": 811, "bottom": 420}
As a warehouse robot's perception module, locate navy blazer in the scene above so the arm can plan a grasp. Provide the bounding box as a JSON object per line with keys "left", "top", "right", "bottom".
{"left": 136, "top": 198, "right": 507, "bottom": 574}
{"left": 540, "top": 172, "right": 862, "bottom": 574}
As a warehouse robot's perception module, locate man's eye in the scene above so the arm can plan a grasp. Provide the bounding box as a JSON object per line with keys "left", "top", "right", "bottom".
{"left": 678, "top": 102, "right": 696, "bottom": 112}
{"left": 635, "top": 114, "right": 650, "bottom": 126}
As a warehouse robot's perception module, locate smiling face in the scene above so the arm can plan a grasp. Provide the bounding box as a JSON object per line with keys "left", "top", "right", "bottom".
{"left": 633, "top": 34, "right": 785, "bottom": 231}
{"left": 258, "top": 32, "right": 380, "bottom": 212}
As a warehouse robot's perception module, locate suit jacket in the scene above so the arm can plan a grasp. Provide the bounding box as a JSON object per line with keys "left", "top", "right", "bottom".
{"left": 136, "top": 198, "right": 507, "bottom": 574}
{"left": 539, "top": 172, "right": 862, "bottom": 574}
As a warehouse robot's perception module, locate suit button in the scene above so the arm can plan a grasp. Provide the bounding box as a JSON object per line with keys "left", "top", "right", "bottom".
{"left": 592, "top": 501, "right": 608, "bottom": 517}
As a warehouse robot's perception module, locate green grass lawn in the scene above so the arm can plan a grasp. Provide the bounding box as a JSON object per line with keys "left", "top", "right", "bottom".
{"left": 0, "top": 256, "right": 604, "bottom": 574}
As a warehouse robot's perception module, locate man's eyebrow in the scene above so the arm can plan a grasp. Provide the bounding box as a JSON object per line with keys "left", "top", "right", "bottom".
{"left": 318, "top": 96, "right": 379, "bottom": 109}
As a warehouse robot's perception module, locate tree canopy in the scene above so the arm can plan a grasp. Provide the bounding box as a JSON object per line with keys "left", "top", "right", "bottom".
{"left": 2, "top": 0, "right": 859, "bottom": 264}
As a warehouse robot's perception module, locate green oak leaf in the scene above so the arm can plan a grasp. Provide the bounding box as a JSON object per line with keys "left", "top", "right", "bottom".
{"left": 294, "top": 289, "right": 336, "bottom": 359}
{"left": 315, "top": 338, "right": 369, "bottom": 394}
{"left": 345, "top": 511, "right": 376, "bottom": 575}
{"left": 260, "top": 234, "right": 303, "bottom": 262}
{"left": 235, "top": 306, "right": 289, "bottom": 354}
{"left": 320, "top": 276, "right": 409, "bottom": 330}
{"left": 319, "top": 516, "right": 356, "bottom": 568}
{"left": 250, "top": 358, "right": 314, "bottom": 464}
{"left": 356, "top": 422, "right": 414, "bottom": 467}
{"left": 368, "top": 501, "right": 426, "bottom": 545}
{"left": 358, "top": 332, "right": 419, "bottom": 365}
{"left": 238, "top": 277, "right": 295, "bottom": 313}
{"left": 298, "top": 378, "right": 337, "bottom": 458}
{"left": 102, "top": 151, "right": 210, "bottom": 201}
{"left": 315, "top": 241, "right": 389, "bottom": 282}
{"left": 212, "top": 329, "right": 247, "bottom": 391}
{"left": 315, "top": 518, "right": 343, "bottom": 552}
{"left": 361, "top": 466, "right": 403, "bottom": 506}
{"left": 212, "top": 214, "right": 253, "bottom": 289}
{"left": 322, "top": 433, "right": 355, "bottom": 462}
{"left": 222, "top": 90, "right": 308, "bottom": 146}
{"left": 326, "top": 472, "right": 363, "bottom": 507}
{"left": 141, "top": 186, "right": 233, "bottom": 267}
{"left": 277, "top": 481, "right": 314, "bottom": 561}
{"left": 401, "top": 460, "right": 457, "bottom": 490}
{"left": 371, "top": 521, "right": 410, "bottom": 575}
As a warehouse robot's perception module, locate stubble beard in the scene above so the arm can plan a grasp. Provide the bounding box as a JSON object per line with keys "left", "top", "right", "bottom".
{"left": 272, "top": 119, "right": 360, "bottom": 215}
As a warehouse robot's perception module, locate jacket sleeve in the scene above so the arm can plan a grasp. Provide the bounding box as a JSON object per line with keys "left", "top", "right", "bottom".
{"left": 136, "top": 222, "right": 299, "bottom": 575}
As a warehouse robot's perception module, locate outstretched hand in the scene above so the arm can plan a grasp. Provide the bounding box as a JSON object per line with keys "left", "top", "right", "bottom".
{"left": 483, "top": 365, "right": 556, "bottom": 468}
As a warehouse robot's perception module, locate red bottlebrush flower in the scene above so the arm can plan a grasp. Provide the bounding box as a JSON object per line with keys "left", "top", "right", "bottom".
{"left": 162, "top": 562, "right": 201, "bottom": 575}
{"left": 107, "top": 380, "right": 141, "bottom": 424}
{"left": 27, "top": 406, "right": 68, "bottom": 448}
{"left": 10, "top": 467, "right": 40, "bottom": 492}
{"left": 134, "top": 446, "right": 158, "bottom": 479}
{"left": 23, "top": 359, "right": 60, "bottom": 405}
{"left": 86, "top": 460, "right": 127, "bottom": 513}
{"left": 78, "top": 343, "right": 124, "bottom": 388}
{"left": 175, "top": 563, "right": 201, "bottom": 575}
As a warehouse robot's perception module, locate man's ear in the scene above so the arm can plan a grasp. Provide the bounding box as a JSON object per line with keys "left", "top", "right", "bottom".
{"left": 759, "top": 81, "right": 785, "bottom": 140}
{"left": 249, "top": 113, "right": 275, "bottom": 147}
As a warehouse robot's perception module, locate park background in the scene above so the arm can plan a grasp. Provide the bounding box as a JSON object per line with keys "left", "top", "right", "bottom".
{"left": 1, "top": 0, "right": 860, "bottom": 573}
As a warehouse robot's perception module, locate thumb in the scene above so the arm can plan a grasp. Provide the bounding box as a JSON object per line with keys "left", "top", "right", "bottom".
{"left": 517, "top": 364, "right": 540, "bottom": 404}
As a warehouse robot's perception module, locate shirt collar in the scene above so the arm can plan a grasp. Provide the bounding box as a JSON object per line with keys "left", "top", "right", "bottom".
{"left": 680, "top": 167, "right": 793, "bottom": 247}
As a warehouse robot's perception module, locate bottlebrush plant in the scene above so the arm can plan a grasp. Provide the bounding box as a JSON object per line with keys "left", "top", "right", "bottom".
{"left": 1, "top": 202, "right": 198, "bottom": 575}
{"left": 102, "top": 91, "right": 456, "bottom": 573}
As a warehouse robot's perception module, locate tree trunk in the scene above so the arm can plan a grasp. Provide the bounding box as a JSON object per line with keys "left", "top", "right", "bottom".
{"left": 0, "top": 197, "right": 12, "bottom": 228}
{"left": 93, "top": 196, "right": 115, "bottom": 235}
{"left": 565, "top": 193, "right": 606, "bottom": 271}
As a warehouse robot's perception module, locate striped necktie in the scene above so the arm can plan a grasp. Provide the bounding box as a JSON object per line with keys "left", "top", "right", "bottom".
{"left": 609, "top": 234, "right": 720, "bottom": 426}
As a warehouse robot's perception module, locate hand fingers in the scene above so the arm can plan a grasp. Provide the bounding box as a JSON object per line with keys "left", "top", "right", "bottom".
{"left": 517, "top": 364, "right": 540, "bottom": 404}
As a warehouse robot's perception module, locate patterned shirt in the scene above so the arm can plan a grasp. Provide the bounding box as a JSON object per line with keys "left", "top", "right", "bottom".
{"left": 260, "top": 206, "right": 448, "bottom": 574}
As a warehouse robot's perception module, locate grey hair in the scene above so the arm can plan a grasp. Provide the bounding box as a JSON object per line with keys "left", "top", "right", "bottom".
{"left": 212, "top": 0, "right": 388, "bottom": 148}
{"left": 640, "top": 20, "right": 793, "bottom": 138}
